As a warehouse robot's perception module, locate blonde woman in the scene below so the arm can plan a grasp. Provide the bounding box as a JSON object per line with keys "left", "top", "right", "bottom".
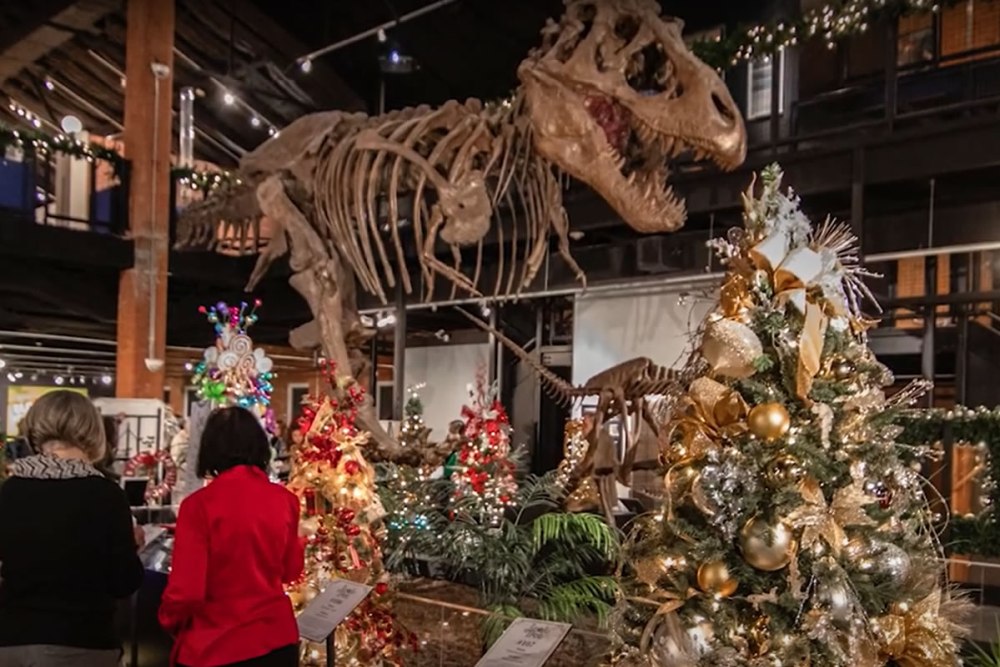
{"left": 0, "top": 391, "right": 144, "bottom": 667}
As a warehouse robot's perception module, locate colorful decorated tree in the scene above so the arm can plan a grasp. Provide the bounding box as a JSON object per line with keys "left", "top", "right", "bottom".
{"left": 398, "top": 384, "right": 431, "bottom": 451}
{"left": 178, "top": 300, "right": 275, "bottom": 502}
{"left": 287, "top": 364, "right": 414, "bottom": 666}
{"left": 450, "top": 373, "right": 518, "bottom": 527}
{"left": 190, "top": 299, "right": 275, "bottom": 426}
{"left": 613, "top": 166, "right": 968, "bottom": 666}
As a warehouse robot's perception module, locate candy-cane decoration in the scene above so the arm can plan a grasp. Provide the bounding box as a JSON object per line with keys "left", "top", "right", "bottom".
{"left": 123, "top": 450, "right": 178, "bottom": 504}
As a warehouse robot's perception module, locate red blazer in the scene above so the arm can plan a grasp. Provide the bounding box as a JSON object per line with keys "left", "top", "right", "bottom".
{"left": 159, "top": 465, "right": 304, "bottom": 667}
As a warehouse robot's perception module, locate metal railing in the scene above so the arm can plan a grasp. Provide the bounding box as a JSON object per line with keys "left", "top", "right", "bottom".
{"left": 0, "top": 148, "right": 128, "bottom": 235}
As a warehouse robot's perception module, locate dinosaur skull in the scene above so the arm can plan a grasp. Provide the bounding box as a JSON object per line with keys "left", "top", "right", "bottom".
{"left": 518, "top": 0, "right": 746, "bottom": 233}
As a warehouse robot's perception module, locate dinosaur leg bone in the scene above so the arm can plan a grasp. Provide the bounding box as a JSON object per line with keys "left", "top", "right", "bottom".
{"left": 254, "top": 174, "right": 400, "bottom": 459}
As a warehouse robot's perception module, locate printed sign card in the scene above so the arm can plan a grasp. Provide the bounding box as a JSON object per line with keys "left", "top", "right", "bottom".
{"left": 297, "top": 578, "right": 372, "bottom": 643}
{"left": 475, "top": 618, "right": 572, "bottom": 667}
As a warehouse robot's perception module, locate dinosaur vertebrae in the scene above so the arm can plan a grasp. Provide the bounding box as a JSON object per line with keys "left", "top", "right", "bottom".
{"left": 311, "top": 96, "right": 583, "bottom": 306}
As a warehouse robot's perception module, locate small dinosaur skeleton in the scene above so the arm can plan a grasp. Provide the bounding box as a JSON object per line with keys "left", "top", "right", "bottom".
{"left": 176, "top": 0, "right": 745, "bottom": 457}
{"left": 458, "top": 310, "right": 684, "bottom": 523}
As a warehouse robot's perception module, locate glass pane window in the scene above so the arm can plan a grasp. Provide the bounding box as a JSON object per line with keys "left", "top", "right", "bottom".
{"left": 747, "top": 49, "right": 784, "bottom": 119}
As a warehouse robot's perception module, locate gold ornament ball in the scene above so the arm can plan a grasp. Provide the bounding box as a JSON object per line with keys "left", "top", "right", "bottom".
{"left": 701, "top": 318, "right": 763, "bottom": 379}
{"left": 302, "top": 584, "right": 320, "bottom": 603}
{"left": 765, "top": 454, "right": 806, "bottom": 488}
{"left": 828, "top": 356, "right": 857, "bottom": 381}
{"left": 696, "top": 560, "right": 738, "bottom": 597}
{"left": 663, "top": 465, "right": 697, "bottom": 502}
{"left": 842, "top": 535, "right": 872, "bottom": 563}
{"left": 690, "top": 469, "right": 719, "bottom": 516}
{"left": 747, "top": 403, "right": 791, "bottom": 441}
{"left": 739, "top": 516, "right": 797, "bottom": 571}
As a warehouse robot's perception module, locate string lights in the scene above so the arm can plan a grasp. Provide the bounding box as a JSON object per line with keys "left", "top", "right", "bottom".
{"left": 691, "top": 0, "right": 947, "bottom": 67}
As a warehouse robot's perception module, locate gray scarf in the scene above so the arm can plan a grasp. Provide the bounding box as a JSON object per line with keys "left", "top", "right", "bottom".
{"left": 10, "top": 455, "right": 103, "bottom": 480}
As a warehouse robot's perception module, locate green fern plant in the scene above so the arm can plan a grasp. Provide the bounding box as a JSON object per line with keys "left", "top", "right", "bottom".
{"left": 380, "top": 467, "right": 620, "bottom": 646}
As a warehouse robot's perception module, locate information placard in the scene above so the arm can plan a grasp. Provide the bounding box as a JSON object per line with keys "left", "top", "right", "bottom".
{"left": 475, "top": 618, "right": 572, "bottom": 667}
{"left": 296, "top": 579, "right": 372, "bottom": 643}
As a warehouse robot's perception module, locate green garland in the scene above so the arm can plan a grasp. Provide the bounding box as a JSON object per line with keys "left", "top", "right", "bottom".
{"left": 0, "top": 125, "right": 123, "bottom": 172}
{"left": 0, "top": 123, "right": 236, "bottom": 191}
{"left": 897, "top": 406, "right": 1000, "bottom": 557}
{"left": 691, "top": 0, "right": 953, "bottom": 69}
{"left": 171, "top": 166, "right": 241, "bottom": 191}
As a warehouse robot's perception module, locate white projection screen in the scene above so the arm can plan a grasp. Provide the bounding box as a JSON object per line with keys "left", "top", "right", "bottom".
{"left": 572, "top": 277, "right": 720, "bottom": 503}
{"left": 572, "top": 277, "right": 720, "bottom": 387}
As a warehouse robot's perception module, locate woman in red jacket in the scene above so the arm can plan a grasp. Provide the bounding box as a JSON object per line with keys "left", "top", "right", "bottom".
{"left": 159, "top": 407, "right": 303, "bottom": 667}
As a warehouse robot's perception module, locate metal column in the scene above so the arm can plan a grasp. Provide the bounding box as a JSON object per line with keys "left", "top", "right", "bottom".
{"left": 392, "top": 282, "right": 406, "bottom": 420}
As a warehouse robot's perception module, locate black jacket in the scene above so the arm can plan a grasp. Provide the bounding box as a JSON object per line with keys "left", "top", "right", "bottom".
{"left": 0, "top": 455, "right": 144, "bottom": 649}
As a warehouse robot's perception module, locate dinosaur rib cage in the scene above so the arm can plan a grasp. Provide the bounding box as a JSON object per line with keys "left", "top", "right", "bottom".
{"left": 311, "top": 96, "right": 565, "bottom": 306}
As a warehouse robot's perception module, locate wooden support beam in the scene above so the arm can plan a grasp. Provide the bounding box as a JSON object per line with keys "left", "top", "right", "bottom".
{"left": 116, "top": 0, "right": 174, "bottom": 399}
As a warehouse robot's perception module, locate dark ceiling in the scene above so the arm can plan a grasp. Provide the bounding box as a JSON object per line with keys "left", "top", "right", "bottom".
{"left": 0, "top": 0, "right": 769, "bottom": 166}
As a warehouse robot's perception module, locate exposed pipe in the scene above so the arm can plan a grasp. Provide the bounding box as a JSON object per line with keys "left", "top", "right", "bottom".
{"left": 0, "top": 345, "right": 114, "bottom": 356}
{"left": 865, "top": 240, "right": 1000, "bottom": 263}
{"left": 0, "top": 331, "right": 116, "bottom": 346}
{"left": 86, "top": 49, "right": 244, "bottom": 160}
{"left": 359, "top": 272, "right": 725, "bottom": 314}
{"left": 179, "top": 87, "right": 195, "bottom": 168}
{"left": 296, "top": 0, "right": 461, "bottom": 65}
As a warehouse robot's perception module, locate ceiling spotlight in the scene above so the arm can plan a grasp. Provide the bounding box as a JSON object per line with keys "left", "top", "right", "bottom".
{"left": 6, "top": 373, "right": 15, "bottom": 382}
{"left": 268, "top": 127, "right": 278, "bottom": 137}
{"left": 434, "top": 329, "right": 450, "bottom": 343}
{"left": 54, "top": 375, "right": 64, "bottom": 385}
{"left": 101, "top": 374, "right": 113, "bottom": 385}
{"left": 29, "top": 374, "right": 37, "bottom": 382}
{"left": 184, "top": 362, "right": 194, "bottom": 371}
{"left": 60, "top": 114, "right": 82, "bottom": 134}
{"left": 300, "top": 58, "right": 313, "bottom": 74}
{"left": 44, "top": 79, "right": 54, "bottom": 91}
{"left": 376, "top": 312, "right": 397, "bottom": 328}
{"left": 250, "top": 116, "right": 261, "bottom": 128}
{"left": 31, "top": 118, "right": 41, "bottom": 128}
{"left": 480, "top": 303, "right": 492, "bottom": 317}
{"left": 360, "top": 314, "right": 375, "bottom": 328}
{"left": 68, "top": 376, "right": 76, "bottom": 385}
{"left": 223, "top": 91, "right": 235, "bottom": 105}
{"left": 0, "top": 358, "right": 6, "bottom": 369}
{"left": 14, "top": 372, "right": 22, "bottom": 379}
{"left": 379, "top": 49, "right": 416, "bottom": 74}
{"left": 79, "top": 375, "right": 85, "bottom": 383}
{"left": 377, "top": 28, "right": 387, "bottom": 43}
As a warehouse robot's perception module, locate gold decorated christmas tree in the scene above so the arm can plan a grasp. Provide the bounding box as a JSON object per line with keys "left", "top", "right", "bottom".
{"left": 287, "top": 363, "right": 414, "bottom": 666}
{"left": 613, "top": 166, "right": 968, "bottom": 667}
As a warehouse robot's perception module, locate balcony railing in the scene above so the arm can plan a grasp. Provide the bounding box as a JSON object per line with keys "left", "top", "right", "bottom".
{"left": 0, "top": 147, "right": 128, "bottom": 235}
{"left": 762, "top": 45, "right": 1000, "bottom": 152}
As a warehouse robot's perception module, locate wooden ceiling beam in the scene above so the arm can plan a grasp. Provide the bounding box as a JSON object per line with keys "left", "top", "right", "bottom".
{"left": 181, "top": 0, "right": 363, "bottom": 112}
{"left": 0, "top": 0, "right": 114, "bottom": 85}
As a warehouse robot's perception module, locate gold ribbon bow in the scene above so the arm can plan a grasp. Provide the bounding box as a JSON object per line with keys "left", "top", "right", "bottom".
{"left": 664, "top": 377, "right": 747, "bottom": 464}
{"left": 875, "top": 590, "right": 962, "bottom": 667}
{"left": 751, "top": 232, "right": 837, "bottom": 400}
{"left": 785, "top": 477, "right": 875, "bottom": 556}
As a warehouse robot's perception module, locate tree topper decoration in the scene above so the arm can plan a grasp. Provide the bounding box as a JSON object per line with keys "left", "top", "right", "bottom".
{"left": 190, "top": 300, "right": 275, "bottom": 431}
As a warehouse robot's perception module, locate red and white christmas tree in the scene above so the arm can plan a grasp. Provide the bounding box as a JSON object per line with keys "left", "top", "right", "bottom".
{"left": 450, "top": 371, "right": 518, "bottom": 527}
{"left": 287, "top": 363, "right": 414, "bottom": 666}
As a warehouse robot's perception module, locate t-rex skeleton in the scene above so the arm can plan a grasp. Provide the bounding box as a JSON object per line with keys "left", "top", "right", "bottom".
{"left": 458, "top": 310, "right": 684, "bottom": 524}
{"left": 176, "top": 0, "right": 746, "bottom": 458}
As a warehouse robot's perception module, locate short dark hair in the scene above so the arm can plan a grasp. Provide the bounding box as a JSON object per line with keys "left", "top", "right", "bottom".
{"left": 197, "top": 407, "right": 270, "bottom": 478}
